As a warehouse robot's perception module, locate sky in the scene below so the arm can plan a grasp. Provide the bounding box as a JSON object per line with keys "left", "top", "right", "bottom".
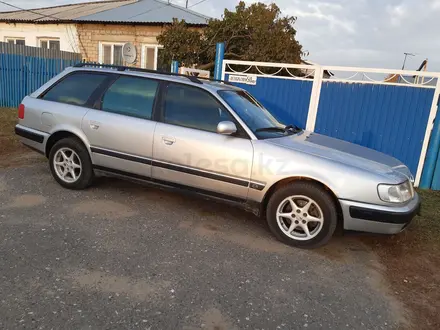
{"left": 1, "top": 0, "right": 439, "bottom": 71}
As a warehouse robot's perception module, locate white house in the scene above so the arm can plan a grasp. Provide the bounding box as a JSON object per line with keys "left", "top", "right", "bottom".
{"left": 0, "top": 22, "right": 79, "bottom": 52}
{"left": 0, "top": 0, "right": 208, "bottom": 70}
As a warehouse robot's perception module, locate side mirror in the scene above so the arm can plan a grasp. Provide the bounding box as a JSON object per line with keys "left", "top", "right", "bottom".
{"left": 217, "top": 121, "right": 237, "bottom": 135}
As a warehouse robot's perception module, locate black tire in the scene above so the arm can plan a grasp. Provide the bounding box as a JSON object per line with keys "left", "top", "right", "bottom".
{"left": 49, "top": 137, "right": 94, "bottom": 190}
{"left": 266, "top": 182, "right": 338, "bottom": 249}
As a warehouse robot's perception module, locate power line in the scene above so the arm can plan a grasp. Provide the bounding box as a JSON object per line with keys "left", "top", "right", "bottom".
{"left": 188, "top": 0, "right": 210, "bottom": 9}
{"left": 0, "top": 1, "right": 61, "bottom": 20}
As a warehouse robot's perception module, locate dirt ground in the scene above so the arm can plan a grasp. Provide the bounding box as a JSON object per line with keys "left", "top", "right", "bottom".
{"left": 1, "top": 107, "right": 439, "bottom": 329}
{"left": 360, "top": 189, "right": 440, "bottom": 329}
{"left": 0, "top": 108, "right": 45, "bottom": 168}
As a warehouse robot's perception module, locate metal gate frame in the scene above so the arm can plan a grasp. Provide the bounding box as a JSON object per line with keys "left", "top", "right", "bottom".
{"left": 221, "top": 59, "right": 440, "bottom": 187}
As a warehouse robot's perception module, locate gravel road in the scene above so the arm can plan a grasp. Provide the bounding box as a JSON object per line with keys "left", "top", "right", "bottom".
{"left": 0, "top": 163, "right": 407, "bottom": 329}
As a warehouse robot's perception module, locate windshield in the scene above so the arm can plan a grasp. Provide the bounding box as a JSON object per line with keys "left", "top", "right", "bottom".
{"left": 218, "top": 90, "right": 301, "bottom": 139}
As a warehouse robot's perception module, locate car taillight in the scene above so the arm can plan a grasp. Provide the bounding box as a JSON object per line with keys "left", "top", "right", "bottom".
{"left": 18, "top": 104, "right": 25, "bottom": 119}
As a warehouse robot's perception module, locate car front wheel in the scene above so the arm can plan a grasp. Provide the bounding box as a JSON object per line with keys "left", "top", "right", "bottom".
{"left": 266, "top": 182, "right": 338, "bottom": 249}
{"left": 49, "top": 137, "right": 94, "bottom": 190}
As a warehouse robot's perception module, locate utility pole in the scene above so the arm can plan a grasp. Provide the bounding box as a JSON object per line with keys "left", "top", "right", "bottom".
{"left": 186, "top": 0, "right": 189, "bottom": 8}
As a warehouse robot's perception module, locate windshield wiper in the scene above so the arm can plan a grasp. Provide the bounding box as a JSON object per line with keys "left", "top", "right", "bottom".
{"left": 256, "top": 125, "right": 302, "bottom": 133}
{"left": 284, "top": 125, "right": 303, "bottom": 133}
{"left": 255, "top": 126, "right": 286, "bottom": 133}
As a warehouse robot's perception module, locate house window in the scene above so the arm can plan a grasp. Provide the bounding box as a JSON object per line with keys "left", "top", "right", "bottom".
{"left": 142, "top": 44, "right": 167, "bottom": 71}
{"left": 39, "top": 38, "right": 60, "bottom": 50}
{"left": 99, "top": 42, "right": 124, "bottom": 66}
{"left": 5, "top": 37, "right": 25, "bottom": 45}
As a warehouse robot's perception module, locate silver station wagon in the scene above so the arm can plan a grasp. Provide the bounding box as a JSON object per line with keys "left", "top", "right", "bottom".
{"left": 15, "top": 64, "right": 421, "bottom": 248}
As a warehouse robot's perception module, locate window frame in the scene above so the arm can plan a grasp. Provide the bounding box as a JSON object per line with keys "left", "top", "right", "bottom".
{"left": 5, "top": 37, "right": 25, "bottom": 45}
{"left": 38, "top": 71, "right": 112, "bottom": 108}
{"left": 99, "top": 42, "right": 125, "bottom": 65}
{"left": 96, "top": 74, "right": 162, "bottom": 121}
{"left": 141, "top": 44, "right": 163, "bottom": 70}
{"left": 157, "top": 81, "right": 250, "bottom": 139}
{"left": 38, "top": 37, "right": 60, "bottom": 50}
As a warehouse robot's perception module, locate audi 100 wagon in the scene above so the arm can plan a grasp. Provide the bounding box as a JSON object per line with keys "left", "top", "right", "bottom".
{"left": 15, "top": 64, "right": 421, "bottom": 249}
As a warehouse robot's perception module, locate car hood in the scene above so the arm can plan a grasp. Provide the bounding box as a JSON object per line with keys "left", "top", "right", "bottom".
{"left": 266, "top": 131, "right": 413, "bottom": 182}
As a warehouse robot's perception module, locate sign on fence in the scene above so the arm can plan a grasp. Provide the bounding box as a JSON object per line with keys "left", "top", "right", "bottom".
{"left": 228, "top": 74, "right": 258, "bottom": 85}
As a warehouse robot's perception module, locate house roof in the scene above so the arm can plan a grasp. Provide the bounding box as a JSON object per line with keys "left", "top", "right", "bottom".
{"left": 78, "top": 0, "right": 210, "bottom": 25}
{"left": 0, "top": 0, "right": 136, "bottom": 22}
{"left": 0, "top": 0, "right": 209, "bottom": 25}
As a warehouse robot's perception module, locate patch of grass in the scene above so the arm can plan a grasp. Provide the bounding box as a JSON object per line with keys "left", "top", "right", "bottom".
{"left": 0, "top": 107, "right": 22, "bottom": 154}
{"left": 360, "top": 189, "right": 440, "bottom": 329}
{"left": 0, "top": 107, "right": 17, "bottom": 136}
{"left": 412, "top": 189, "right": 440, "bottom": 243}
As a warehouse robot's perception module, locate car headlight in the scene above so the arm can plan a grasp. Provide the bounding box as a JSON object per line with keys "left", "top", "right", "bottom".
{"left": 378, "top": 181, "right": 414, "bottom": 203}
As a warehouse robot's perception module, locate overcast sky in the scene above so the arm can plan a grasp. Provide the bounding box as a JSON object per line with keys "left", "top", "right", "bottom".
{"left": 1, "top": 0, "right": 439, "bottom": 71}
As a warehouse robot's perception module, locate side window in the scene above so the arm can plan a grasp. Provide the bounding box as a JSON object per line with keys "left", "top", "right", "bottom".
{"left": 42, "top": 73, "right": 107, "bottom": 106}
{"left": 101, "top": 76, "right": 159, "bottom": 120}
{"left": 163, "top": 83, "right": 234, "bottom": 133}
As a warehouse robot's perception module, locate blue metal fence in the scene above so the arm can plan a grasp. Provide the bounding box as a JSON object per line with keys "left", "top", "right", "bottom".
{"left": 314, "top": 82, "right": 434, "bottom": 175}
{"left": 222, "top": 60, "right": 440, "bottom": 187}
{"left": 0, "top": 42, "right": 81, "bottom": 108}
{"left": 225, "top": 74, "right": 313, "bottom": 128}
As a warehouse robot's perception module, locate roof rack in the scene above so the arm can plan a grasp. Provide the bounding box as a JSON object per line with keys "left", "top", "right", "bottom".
{"left": 73, "top": 62, "right": 232, "bottom": 85}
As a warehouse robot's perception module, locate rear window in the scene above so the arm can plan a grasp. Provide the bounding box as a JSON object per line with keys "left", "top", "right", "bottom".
{"left": 42, "top": 72, "right": 107, "bottom": 106}
{"left": 101, "top": 76, "right": 159, "bottom": 119}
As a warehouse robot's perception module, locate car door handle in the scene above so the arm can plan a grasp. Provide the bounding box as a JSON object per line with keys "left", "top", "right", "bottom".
{"left": 162, "top": 136, "right": 176, "bottom": 145}
{"left": 90, "top": 121, "right": 100, "bottom": 130}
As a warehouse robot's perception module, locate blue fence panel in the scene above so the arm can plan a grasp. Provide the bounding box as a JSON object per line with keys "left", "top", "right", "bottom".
{"left": 315, "top": 82, "right": 434, "bottom": 175}
{"left": 226, "top": 74, "right": 313, "bottom": 128}
{"left": 0, "top": 42, "right": 81, "bottom": 108}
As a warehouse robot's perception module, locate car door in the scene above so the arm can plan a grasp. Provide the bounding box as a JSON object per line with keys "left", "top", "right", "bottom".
{"left": 152, "top": 82, "right": 254, "bottom": 201}
{"left": 82, "top": 74, "right": 160, "bottom": 178}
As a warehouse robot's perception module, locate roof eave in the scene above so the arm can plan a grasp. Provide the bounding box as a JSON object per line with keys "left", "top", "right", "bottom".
{"left": 0, "top": 19, "right": 208, "bottom": 27}
{"left": 73, "top": 20, "right": 208, "bottom": 26}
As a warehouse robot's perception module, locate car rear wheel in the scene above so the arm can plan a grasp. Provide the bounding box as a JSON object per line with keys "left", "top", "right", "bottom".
{"left": 49, "top": 138, "right": 94, "bottom": 190}
{"left": 266, "top": 182, "right": 337, "bottom": 249}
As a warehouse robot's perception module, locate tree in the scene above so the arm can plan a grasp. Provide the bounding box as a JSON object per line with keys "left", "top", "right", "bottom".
{"left": 157, "top": 1, "right": 304, "bottom": 70}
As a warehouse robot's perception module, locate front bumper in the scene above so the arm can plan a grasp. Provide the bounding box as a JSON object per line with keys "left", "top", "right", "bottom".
{"left": 340, "top": 193, "right": 421, "bottom": 234}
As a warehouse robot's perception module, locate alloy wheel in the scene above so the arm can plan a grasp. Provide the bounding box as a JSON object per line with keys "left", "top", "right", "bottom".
{"left": 53, "top": 147, "right": 82, "bottom": 183}
{"left": 276, "top": 195, "right": 324, "bottom": 241}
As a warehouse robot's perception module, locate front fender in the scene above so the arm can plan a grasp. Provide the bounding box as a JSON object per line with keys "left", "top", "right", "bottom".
{"left": 249, "top": 142, "right": 388, "bottom": 205}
